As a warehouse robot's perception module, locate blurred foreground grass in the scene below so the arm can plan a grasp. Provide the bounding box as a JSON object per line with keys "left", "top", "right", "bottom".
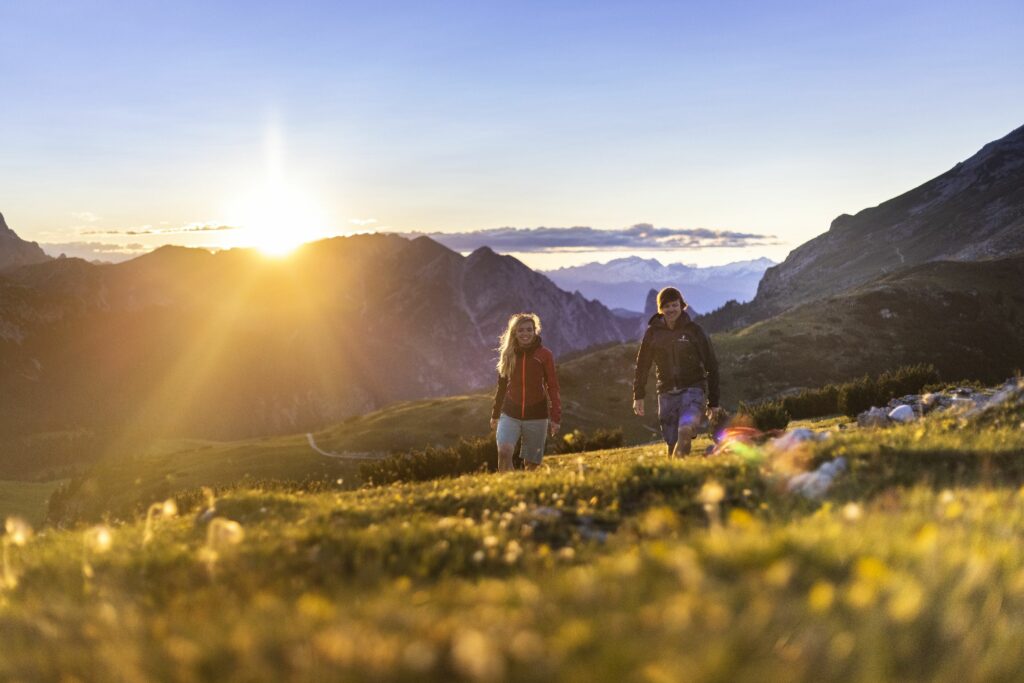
{"left": 2, "top": 401, "right": 1024, "bottom": 681}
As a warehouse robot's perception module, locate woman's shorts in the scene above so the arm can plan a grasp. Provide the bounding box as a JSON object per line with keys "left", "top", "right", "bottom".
{"left": 658, "top": 386, "right": 707, "bottom": 447}
{"left": 496, "top": 413, "right": 549, "bottom": 464}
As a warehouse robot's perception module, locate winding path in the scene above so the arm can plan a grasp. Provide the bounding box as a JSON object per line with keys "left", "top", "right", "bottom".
{"left": 305, "top": 433, "right": 378, "bottom": 460}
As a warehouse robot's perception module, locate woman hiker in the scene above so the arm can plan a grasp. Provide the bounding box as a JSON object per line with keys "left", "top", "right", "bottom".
{"left": 633, "top": 287, "right": 722, "bottom": 457}
{"left": 490, "top": 313, "right": 561, "bottom": 472}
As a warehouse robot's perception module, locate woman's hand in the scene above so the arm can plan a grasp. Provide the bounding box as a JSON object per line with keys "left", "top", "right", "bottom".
{"left": 633, "top": 399, "right": 645, "bottom": 417}
{"left": 549, "top": 421, "right": 560, "bottom": 437}
{"left": 490, "top": 417, "right": 498, "bottom": 431}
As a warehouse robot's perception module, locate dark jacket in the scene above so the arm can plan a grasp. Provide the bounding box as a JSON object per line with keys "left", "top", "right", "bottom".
{"left": 633, "top": 311, "right": 720, "bottom": 406}
{"left": 491, "top": 337, "right": 562, "bottom": 422}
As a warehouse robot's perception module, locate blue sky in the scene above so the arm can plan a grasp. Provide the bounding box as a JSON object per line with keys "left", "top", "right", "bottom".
{"left": 2, "top": 0, "right": 1022, "bottom": 267}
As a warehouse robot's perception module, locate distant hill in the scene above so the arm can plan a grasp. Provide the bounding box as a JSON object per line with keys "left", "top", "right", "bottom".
{"left": 0, "top": 233, "right": 635, "bottom": 442}
{"left": 703, "top": 124, "right": 1024, "bottom": 331}
{"left": 715, "top": 253, "right": 1024, "bottom": 399}
{"left": 545, "top": 256, "right": 773, "bottom": 313}
{"left": 0, "top": 213, "right": 50, "bottom": 271}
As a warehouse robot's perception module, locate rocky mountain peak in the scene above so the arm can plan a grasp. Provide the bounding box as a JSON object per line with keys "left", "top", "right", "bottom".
{"left": 749, "top": 123, "right": 1024, "bottom": 317}
{"left": 0, "top": 212, "right": 52, "bottom": 272}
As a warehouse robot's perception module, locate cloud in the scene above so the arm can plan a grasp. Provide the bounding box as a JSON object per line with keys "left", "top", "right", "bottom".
{"left": 403, "top": 224, "right": 779, "bottom": 252}
{"left": 71, "top": 211, "right": 100, "bottom": 223}
{"left": 81, "top": 223, "right": 239, "bottom": 236}
{"left": 349, "top": 218, "right": 379, "bottom": 226}
{"left": 39, "top": 242, "right": 150, "bottom": 263}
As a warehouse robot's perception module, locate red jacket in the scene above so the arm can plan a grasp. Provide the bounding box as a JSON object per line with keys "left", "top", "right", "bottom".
{"left": 491, "top": 338, "right": 561, "bottom": 423}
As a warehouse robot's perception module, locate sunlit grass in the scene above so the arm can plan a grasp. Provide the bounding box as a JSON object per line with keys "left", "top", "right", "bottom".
{"left": 2, "top": 401, "right": 1024, "bottom": 680}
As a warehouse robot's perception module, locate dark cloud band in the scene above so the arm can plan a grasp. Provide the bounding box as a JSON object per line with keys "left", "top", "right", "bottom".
{"left": 404, "top": 224, "right": 777, "bottom": 252}
{"left": 82, "top": 224, "right": 238, "bottom": 236}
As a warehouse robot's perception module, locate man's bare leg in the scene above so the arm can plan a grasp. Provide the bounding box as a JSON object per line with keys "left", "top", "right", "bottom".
{"left": 497, "top": 445, "right": 515, "bottom": 472}
{"left": 671, "top": 426, "right": 694, "bottom": 457}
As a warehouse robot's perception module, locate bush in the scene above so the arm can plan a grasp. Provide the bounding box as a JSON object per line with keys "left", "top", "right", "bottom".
{"left": 359, "top": 427, "right": 628, "bottom": 486}
{"left": 554, "top": 428, "right": 625, "bottom": 454}
{"left": 359, "top": 438, "right": 497, "bottom": 486}
{"left": 782, "top": 385, "right": 840, "bottom": 419}
{"left": 738, "top": 400, "right": 790, "bottom": 431}
{"left": 837, "top": 375, "right": 879, "bottom": 417}
{"left": 876, "top": 363, "right": 940, "bottom": 399}
{"left": 837, "top": 364, "right": 940, "bottom": 417}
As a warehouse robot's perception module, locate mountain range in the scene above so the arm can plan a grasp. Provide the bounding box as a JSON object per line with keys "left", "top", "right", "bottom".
{"left": 0, "top": 227, "right": 634, "bottom": 440}
{"left": 3, "top": 122, "right": 1024, "bottom": 464}
{"left": 544, "top": 256, "right": 773, "bottom": 313}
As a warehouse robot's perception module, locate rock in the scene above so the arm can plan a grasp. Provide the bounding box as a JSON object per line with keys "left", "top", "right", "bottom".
{"left": 857, "top": 407, "right": 890, "bottom": 428}
{"left": 888, "top": 404, "right": 917, "bottom": 423}
{"left": 964, "top": 379, "right": 1024, "bottom": 419}
{"left": 787, "top": 457, "right": 847, "bottom": 499}
{"left": 769, "top": 428, "right": 827, "bottom": 452}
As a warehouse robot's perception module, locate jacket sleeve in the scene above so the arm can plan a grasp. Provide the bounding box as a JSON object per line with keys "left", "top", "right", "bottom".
{"left": 632, "top": 328, "right": 654, "bottom": 401}
{"left": 697, "top": 327, "right": 721, "bottom": 407}
{"left": 542, "top": 350, "right": 561, "bottom": 423}
{"left": 491, "top": 374, "right": 509, "bottom": 420}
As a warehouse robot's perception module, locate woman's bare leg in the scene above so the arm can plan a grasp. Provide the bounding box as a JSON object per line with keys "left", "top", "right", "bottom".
{"left": 497, "top": 444, "right": 516, "bottom": 472}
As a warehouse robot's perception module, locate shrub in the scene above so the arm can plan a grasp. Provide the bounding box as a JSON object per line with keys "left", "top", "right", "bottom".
{"left": 782, "top": 385, "right": 840, "bottom": 419}
{"left": 738, "top": 400, "right": 790, "bottom": 431}
{"left": 359, "top": 438, "right": 498, "bottom": 486}
{"left": 876, "top": 363, "right": 940, "bottom": 399}
{"left": 554, "top": 428, "right": 625, "bottom": 454}
{"left": 837, "top": 375, "right": 879, "bottom": 417}
{"left": 837, "top": 364, "right": 940, "bottom": 417}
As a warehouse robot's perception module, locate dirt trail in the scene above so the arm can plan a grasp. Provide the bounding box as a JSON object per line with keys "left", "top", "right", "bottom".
{"left": 305, "top": 433, "right": 377, "bottom": 460}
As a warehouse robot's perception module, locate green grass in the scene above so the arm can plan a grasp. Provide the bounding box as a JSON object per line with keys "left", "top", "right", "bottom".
{"left": 0, "top": 480, "right": 66, "bottom": 527}
{"left": 51, "top": 360, "right": 663, "bottom": 523}
{"left": 3, "top": 389, "right": 1024, "bottom": 681}
{"left": 48, "top": 433, "right": 370, "bottom": 524}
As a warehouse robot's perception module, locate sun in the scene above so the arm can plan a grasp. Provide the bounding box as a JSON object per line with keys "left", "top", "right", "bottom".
{"left": 226, "top": 182, "right": 330, "bottom": 257}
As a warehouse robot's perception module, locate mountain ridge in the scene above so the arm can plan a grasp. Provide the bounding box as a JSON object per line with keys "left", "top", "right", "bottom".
{"left": 0, "top": 213, "right": 51, "bottom": 271}
{"left": 701, "top": 124, "right": 1024, "bottom": 331}
{"left": 545, "top": 256, "right": 774, "bottom": 313}
{"left": 0, "top": 231, "right": 635, "bottom": 441}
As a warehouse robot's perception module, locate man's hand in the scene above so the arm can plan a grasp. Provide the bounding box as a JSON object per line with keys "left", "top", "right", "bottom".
{"left": 549, "top": 421, "right": 560, "bottom": 437}
{"left": 707, "top": 406, "right": 723, "bottom": 423}
{"left": 633, "top": 399, "right": 645, "bottom": 417}
{"left": 490, "top": 417, "right": 498, "bottom": 431}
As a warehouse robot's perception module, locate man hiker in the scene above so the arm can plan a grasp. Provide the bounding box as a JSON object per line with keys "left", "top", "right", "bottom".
{"left": 632, "top": 286, "right": 722, "bottom": 457}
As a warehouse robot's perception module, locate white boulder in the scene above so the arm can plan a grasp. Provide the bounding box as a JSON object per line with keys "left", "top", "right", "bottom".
{"left": 888, "top": 404, "right": 917, "bottom": 423}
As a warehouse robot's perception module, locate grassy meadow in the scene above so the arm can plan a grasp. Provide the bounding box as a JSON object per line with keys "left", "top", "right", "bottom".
{"left": 2, "top": 385, "right": 1024, "bottom": 681}
{"left": 0, "top": 479, "right": 65, "bottom": 527}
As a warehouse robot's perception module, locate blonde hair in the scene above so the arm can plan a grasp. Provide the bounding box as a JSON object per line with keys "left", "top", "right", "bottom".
{"left": 496, "top": 313, "right": 542, "bottom": 378}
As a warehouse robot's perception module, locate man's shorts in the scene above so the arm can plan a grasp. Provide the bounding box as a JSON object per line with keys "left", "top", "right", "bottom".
{"left": 496, "top": 414, "right": 549, "bottom": 464}
{"left": 657, "top": 386, "right": 707, "bottom": 449}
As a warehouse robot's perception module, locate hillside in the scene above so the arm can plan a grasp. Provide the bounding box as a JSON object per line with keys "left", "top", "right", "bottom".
{"left": 716, "top": 254, "right": 1024, "bottom": 399}
{"left": 42, "top": 251, "right": 1022, "bottom": 519}
{"left": 2, "top": 385, "right": 1024, "bottom": 681}
{"left": 554, "top": 253, "right": 1024, "bottom": 416}
{"left": 704, "top": 124, "right": 1024, "bottom": 331}
{"left": 0, "top": 233, "right": 634, "bottom": 442}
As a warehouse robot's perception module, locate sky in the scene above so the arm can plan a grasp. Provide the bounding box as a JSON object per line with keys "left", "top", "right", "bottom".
{"left": 1, "top": 0, "right": 1022, "bottom": 269}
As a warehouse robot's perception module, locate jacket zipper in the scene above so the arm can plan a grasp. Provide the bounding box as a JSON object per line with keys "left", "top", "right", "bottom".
{"left": 521, "top": 350, "right": 527, "bottom": 418}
